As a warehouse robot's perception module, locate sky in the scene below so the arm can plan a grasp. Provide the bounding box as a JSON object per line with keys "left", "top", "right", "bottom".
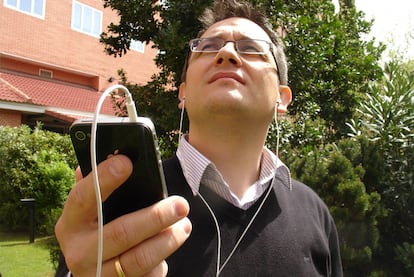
{"left": 334, "top": 0, "right": 414, "bottom": 61}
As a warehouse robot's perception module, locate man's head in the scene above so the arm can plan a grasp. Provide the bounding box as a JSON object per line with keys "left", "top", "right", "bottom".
{"left": 179, "top": 0, "right": 291, "bottom": 127}
{"left": 181, "top": 0, "right": 288, "bottom": 86}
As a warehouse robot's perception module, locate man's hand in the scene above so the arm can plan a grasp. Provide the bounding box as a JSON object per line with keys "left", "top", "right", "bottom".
{"left": 55, "top": 155, "right": 192, "bottom": 276}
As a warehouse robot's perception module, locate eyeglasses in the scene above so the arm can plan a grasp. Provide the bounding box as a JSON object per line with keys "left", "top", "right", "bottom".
{"left": 189, "top": 37, "right": 274, "bottom": 55}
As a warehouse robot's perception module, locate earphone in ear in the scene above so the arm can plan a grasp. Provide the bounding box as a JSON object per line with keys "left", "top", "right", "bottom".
{"left": 178, "top": 96, "right": 186, "bottom": 143}
{"left": 275, "top": 99, "right": 281, "bottom": 111}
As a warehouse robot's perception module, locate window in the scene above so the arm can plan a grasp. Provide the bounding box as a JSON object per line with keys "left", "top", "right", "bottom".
{"left": 71, "top": 1, "right": 102, "bottom": 37}
{"left": 130, "top": 40, "right": 145, "bottom": 53}
{"left": 4, "top": 0, "right": 45, "bottom": 18}
{"left": 39, "top": 69, "right": 52, "bottom": 79}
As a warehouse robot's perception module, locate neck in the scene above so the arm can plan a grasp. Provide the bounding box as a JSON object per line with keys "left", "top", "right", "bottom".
{"left": 188, "top": 119, "right": 269, "bottom": 198}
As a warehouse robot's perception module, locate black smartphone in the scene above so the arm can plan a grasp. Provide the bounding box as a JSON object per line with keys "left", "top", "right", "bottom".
{"left": 69, "top": 117, "right": 167, "bottom": 224}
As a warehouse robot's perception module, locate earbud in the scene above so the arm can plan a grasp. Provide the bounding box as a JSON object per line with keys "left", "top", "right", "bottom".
{"left": 178, "top": 96, "right": 186, "bottom": 110}
{"left": 178, "top": 96, "right": 186, "bottom": 143}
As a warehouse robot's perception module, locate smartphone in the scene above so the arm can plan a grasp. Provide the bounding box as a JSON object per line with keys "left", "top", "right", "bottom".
{"left": 69, "top": 117, "right": 167, "bottom": 224}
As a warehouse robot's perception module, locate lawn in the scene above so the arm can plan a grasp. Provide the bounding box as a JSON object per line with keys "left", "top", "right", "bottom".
{"left": 0, "top": 231, "right": 55, "bottom": 277}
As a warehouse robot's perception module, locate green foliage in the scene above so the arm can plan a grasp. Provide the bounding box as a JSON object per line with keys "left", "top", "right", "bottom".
{"left": 280, "top": 138, "right": 385, "bottom": 276}
{"left": 268, "top": 115, "right": 330, "bottom": 151}
{"left": 349, "top": 62, "right": 414, "bottom": 148}
{"left": 347, "top": 61, "right": 414, "bottom": 275}
{"left": 0, "top": 124, "right": 77, "bottom": 235}
{"left": 394, "top": 242, "right": 414, "bottom": 273}
{"left": 279, "top": 1, "right": 384, "bottom": 139}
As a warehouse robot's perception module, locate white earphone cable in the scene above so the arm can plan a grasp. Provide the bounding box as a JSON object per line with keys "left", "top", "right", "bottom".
{"left": 218, "top": 179, "right": 274, "bottom": 274}
{"left": 274, "top": 101, "right": 280, "bottom": 160}
{"left": 178, "top": 97, "right": 186, "bottom": 143}
{"left": 195, "top": 103, "right": 282, "bottom": 276}
{"left": 196, "top": 191, "right": 222, "bottom": 276}
{"left": 197, "top": 177, "right": 275, "bottom": 277}
{"left": 91, "top": 84, "right": 138, "bottom": 277}
{"left": 177, "top": 98, "right": 283, "bottom": 276}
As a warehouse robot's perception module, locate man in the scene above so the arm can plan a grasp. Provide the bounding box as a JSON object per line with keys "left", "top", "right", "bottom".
{"left": 55, "top": 0, "right": 343, "bottom": 276}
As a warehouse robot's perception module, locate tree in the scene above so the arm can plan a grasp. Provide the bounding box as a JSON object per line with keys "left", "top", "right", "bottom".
{"left": 279, "top": 137, "right": 385, "bottom": 276}
{"left": 100, "top": 0, "right": 384, "bottom": 146}
{"left": 338, "top": 0, "right": 355, "bottom": 9}
{"left": 265, "top": 0, "right": 384, "bottom": 140}
{"left": 348, "top": 61, "right": 414, "bottom": 275}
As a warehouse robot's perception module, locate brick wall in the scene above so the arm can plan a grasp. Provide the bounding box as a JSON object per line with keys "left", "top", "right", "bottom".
{"left": 0, "top": 109, "right": 22, "bottom": 126}
{"left": 0, "top": 0, "right": 159, "bottom": 90}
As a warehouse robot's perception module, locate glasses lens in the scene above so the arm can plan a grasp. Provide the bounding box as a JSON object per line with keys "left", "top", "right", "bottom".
{"left": 190, "top": 38, "right": 224, "bottom": 52}
{"left": 237, "top": 40, "right": 268, "bottom": 54}
{"left": 189, "top": 38, "right": 271, "bottom": 54}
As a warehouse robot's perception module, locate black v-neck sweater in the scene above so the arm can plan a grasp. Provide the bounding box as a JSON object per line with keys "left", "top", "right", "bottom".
{"left": 164, "top": 156, "right": 342, "bottom": 277}
{"left": 55, "top": 156, "right": 342, "bottom": 277}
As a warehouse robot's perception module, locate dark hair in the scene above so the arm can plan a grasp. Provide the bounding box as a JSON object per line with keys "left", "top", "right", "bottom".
{"left": 181, "top": 0, "right": 288, "bottom": 85}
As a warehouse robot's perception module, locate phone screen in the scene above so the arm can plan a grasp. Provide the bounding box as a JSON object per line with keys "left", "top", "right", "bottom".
{"left": 70, "top": 118, "right": 167, "bottom": 223}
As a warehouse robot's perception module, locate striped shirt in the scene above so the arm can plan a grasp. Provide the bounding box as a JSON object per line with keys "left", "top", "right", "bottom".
{"left": 176, "top": 135, "right": 289, "bottom": 210}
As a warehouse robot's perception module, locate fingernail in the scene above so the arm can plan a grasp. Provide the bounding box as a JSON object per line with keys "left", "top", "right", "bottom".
{"left": 173, "top": 198, "right": 189, "bottom": 218}
{"left": 180, "top": 217, "right": 192, "bottom": 235}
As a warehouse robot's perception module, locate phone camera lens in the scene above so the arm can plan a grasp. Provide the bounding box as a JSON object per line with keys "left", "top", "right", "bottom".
{"left": 74, "top": 131, "right": 87, "bottom": 141}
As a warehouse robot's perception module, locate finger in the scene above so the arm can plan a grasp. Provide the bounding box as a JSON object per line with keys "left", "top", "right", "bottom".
{"left": 103, "top": 218, "right": 191, "bottom": 277}
{"left": 55, "top": 155, "right": 133, "bottom": 274}
{"left": 141, "top": 260, "right": 168, "bottom": 277}
{"left": 102, "top": 259, "right": 168, "bottom": 277}
{"left": 62, "top": 197, "right": 190, "bottom": 277}
{"left": 103, "top": 196, "right": 190, "bottom": 258}
{"left": 56, "top": 155, "right": 132, "bottom": 230}
{"left": 63, "top": 196, "right": 190, "bottom": 273}
{"left": 75, "top": 166, "right": 83, "bottom": 182}
{"left": 125, "top": 217, "right": 191, "bottom": 276}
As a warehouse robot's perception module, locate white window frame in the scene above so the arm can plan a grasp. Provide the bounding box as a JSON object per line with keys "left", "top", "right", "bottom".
{"left": 130, "top": 39, "right": 145, "bottom": 53}
{"left": 71, "top": 1, "right": 102, "bottom": 38}
{"left": 4, "top": 0, "right": 45, "bottom": 19}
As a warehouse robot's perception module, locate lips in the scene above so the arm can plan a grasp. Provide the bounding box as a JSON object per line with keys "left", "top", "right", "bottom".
{"left": 208, "top": 72, "right": 245, "bottom": 84}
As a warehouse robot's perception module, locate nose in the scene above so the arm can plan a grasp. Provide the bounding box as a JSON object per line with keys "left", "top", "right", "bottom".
{"left": 214, "top": 41, "right": 242, "bottom": 66}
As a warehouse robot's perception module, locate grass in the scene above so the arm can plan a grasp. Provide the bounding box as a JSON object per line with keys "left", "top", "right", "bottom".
{"left": 0, "top": 231, "right": 55, "bottom": 277}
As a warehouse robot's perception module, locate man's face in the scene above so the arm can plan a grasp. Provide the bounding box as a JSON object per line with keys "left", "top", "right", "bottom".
{"left": 180, "top": 17, "right": 285, "bottom": 125}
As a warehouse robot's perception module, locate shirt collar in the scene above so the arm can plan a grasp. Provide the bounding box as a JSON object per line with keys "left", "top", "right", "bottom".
{"left": 176, "top": 135, "right": 292, "bottom": 196}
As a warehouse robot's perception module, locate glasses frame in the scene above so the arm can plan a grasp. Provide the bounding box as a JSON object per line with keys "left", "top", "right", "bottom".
{"left": 189, "top": 37, "right": 274, "bottom": 55}
{"left": 182, "top": 37, "right": 281, "bottom": 83}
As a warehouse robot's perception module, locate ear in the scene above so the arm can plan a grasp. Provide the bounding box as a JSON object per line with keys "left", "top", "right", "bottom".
{"left": 276, "top": 85, "right": 292, "bottom": 114}
{"left": 178, "top": 82, "right": 186, "bottom": 109}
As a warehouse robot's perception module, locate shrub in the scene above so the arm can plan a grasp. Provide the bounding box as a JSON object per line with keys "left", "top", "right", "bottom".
{"left": 279, "top": 137, "right": 385, "bottom": 276}
{"left": 347, "top": 61, "right": 414, "bottom": 275}
{"left": 0, "top": 124, "right": 76, "bottom": 235}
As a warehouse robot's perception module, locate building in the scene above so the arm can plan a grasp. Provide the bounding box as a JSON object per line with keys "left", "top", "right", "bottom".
{"left": 0, "top": 0, "right": 158, "bottom": 133}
